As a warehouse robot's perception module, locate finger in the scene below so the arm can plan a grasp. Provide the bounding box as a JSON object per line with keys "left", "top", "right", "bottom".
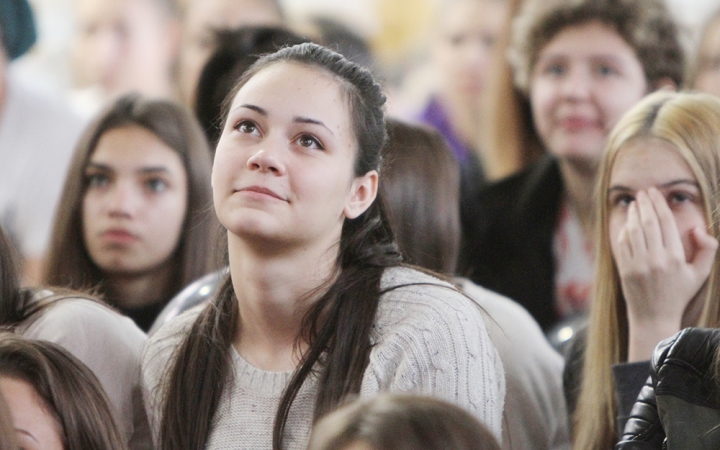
{"left": 689, "top": 226, "right": 719, "bottom": 277}
{"left": 648, "top": 187, "right": 684, "bottom": 257}
{"left": 614, "top": 227, "right": 635, "bottom": 269}
{"left": 626, "top": 201, "right": 648, "bottom": 261}
{"left": 636, "top": 190, "right": 663, "bottom": 259}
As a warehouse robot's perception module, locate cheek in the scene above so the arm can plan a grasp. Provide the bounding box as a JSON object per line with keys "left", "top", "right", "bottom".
{"left": 529, "top": 85, "right": 552, "bottom": 139}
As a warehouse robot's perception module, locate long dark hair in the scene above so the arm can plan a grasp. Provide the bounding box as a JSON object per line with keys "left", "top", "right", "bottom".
{"left": 382, "top": 119, "right": 461, "bottom": 275}
{"left": 43, "top": 95, "right": 218, "bottom": 310}
{"left": 0, "top": 333, "right": 128, "bottom": 450}
{"left": 160, "top": 43, "right": 402, "bottom": 450}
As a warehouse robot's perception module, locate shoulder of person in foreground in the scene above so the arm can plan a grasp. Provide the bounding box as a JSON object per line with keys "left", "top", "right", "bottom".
{"left": 363, "top": 265, "right": 506, "bottom": 441}
{"left": 16, "top": 291, "right": 149, "bottom": 448}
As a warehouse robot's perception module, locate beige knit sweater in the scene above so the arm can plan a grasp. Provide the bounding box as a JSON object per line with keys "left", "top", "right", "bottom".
{"left": 142, "top": 267, "right": 505, "bottom": 449}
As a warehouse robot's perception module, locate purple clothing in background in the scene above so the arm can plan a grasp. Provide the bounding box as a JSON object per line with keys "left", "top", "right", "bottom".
{"left": 418, "top": 96, "right": 473, "bottom": 164}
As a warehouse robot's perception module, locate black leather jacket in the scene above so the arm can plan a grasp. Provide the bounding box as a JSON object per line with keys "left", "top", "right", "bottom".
{"left": 616, "top": 328, "right": 720, "bottom": 450}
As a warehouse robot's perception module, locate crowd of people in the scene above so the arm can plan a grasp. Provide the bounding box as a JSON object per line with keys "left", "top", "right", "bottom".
{"left": 3, "top": 0, "right": 720, "bottom": 449}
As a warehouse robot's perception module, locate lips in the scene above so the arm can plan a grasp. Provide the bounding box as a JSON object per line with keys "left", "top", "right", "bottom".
{"left": 236, "top": 185, "right": 286, "bottom": 201}
{"left": 558, "top": 116, "right": 599, "bottom": 132}
{"left": 100, "top": 228, "right": 139, "bottom": 244}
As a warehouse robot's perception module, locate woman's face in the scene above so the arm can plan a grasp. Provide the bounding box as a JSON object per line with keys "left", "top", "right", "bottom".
{"left": 82, "top": 126, "right": 188, "bottom": 276}
{"left": 432, "top": 0, "right": 507, "bottom": 99}
{"left": 0, "top": 377, "right": 63, "bottom": 450}
{"left": 530, "top": 21, "right": 648, "bottom": 168}
{"left": 693, "top": 17, "right": 720, "bottom": 98}
{"left": 72, "top": 0, "right": 179, "bottom": 97}
{"left": 608, "top": 138, "right": 707, "bottom": 264}
{"left": 212, "top": 62, "right": 376, "bottom": 249}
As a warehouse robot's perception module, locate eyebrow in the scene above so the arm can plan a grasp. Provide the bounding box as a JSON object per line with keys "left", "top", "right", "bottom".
{"left": 235, "top": 103, "right": 335, "bottom": 136}
{"left": 608, "top": 179, "right": 700, "bottom": 193}
{"left": 85, "top": 162, "right": 170, "bottom": 174}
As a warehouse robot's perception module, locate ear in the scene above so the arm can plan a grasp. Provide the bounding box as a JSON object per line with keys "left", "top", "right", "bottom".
{"left": 343, "top": 170, "right": 379, "bottom": 219}
{"left": 650, "top": 77, "right": 677, "bottom": 93}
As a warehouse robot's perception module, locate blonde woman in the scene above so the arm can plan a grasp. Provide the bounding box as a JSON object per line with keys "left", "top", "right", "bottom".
{"left": 571, "top": 91, "right": 720, "bottom": 449}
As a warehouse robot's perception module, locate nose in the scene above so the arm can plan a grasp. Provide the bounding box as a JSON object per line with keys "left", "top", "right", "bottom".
{"left": 560, "top": 67, "right": 592, "bottom": 101}
{"left": 246, "top": 146, "right": 286, "bottom": 175}
{"left": 106, "top": 181, "right": 138, "bottom": 218}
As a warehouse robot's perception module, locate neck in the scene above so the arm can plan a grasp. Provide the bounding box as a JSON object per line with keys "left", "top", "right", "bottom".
{"left": 558, "top": 158, "right": 598, "bottom": 236}
{"left": 104, "top": 262, "right": 176, "bottom": 310}
{"left": 228, "top": 233, "right": 339, "bottom": 371}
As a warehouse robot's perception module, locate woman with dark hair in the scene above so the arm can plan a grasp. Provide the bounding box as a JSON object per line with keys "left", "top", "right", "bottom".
{"left": 43, "top": 94, "right": 218, "bottom": 331}
{"left": 0, "top": 225, "right": 149, "bottom": 449}
{"left": 0, "top": 333, "right": 128, "bottom": 450}
{"left": 307, "top": 393, "right": 502, "bottom": 450}
{"left": 142, "top": 43, "right": 504, "bottom": 450}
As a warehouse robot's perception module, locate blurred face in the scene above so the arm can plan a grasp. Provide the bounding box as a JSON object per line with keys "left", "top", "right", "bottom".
{"left": 213, "top": 62, "right": 374, "bottom": 248}
{"left": 72, "top": 0, "right": 179, "bottom": 97}
{"left": 530, "top": 21, "right": 648, "bottom": 169}
{"left": 608, "top": 138, "right": 706, "bottom": 263}
{"left": 433, "top": 0, "right": 506, "bottom": 99}
{"left": 82, "top": 126, "right": 188, "bottom": 276}
{"left": 0, "top": 377, "right": 63, "bottom": 450}
{"left": 178, "top": 0, "right": 283, "bottom": 104}
{"left": 694, "top": 17, "right": 720, "bottom": 98}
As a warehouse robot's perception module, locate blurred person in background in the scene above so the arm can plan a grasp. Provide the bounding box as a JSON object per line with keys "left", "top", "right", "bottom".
{"left": 194, "top": 25, "right": 308, "bottom": 146}
{"left": 307, "top": 394, "right": 502, "bottom": 450}
{"left": 478, "top": 0, "right": 544, "bottom": 182}
{"left": 43, "top": 95, "right": 218, "bottom": 332}
{"left": 0, "top": 334, "right": 129, "bottom": 450}
{"left": 382, "top": 118, "right": 570, "bottom": 450}
{"left": 0, "top": 0, "right": 86, "bottom": 285}
{"left": 0, "top": 224, "right": 149, "bottom": 449}
{"left": 178, "top": 0, "right": 283, "bottom": 106}
{"left": 462, "top": 0, "right": 684, "bottom": 332}
{"left": 70, "top": 0, "right": 182, "bottom": 115}
{"left": 687, "top": 8, "right": 720, "bottom": 98}
{"left": 417, "top": 0, "right": 508, "bottom": 234}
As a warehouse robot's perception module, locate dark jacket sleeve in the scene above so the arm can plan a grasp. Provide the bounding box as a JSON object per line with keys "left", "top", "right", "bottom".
{"left": 616, "top": 328, "right": 720, "bottom": 450}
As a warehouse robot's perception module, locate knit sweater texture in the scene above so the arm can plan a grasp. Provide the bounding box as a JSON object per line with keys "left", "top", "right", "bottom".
{"left": 142, "top": 266, "right": 505, "bottom": 449}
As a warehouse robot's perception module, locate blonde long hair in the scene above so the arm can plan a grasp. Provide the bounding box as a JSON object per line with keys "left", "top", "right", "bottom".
{"left": 573, "top": 91, "right": 720, "bottom": 450}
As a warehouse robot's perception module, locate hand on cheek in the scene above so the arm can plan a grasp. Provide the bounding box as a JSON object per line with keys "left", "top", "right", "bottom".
{"left": 614, "top": 188, "right": 718, "bottom": 361}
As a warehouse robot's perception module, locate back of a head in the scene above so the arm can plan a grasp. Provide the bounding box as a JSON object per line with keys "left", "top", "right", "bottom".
{"left": 0, "top": 334, "right": 127, "bottom": 450}
{"left": 382, "top": 118, "right": 461, "bottom": 274}
{"left": 194, "top": 25, "right": 309, "bottom": 145}
{"left": 308, "top": 393, "right": 502, "bottom": 450}
{"left": 509, "top": 0, "right": 684, "bottom": 94}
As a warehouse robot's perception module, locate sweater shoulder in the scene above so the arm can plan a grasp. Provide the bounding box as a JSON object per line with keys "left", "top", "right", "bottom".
{"left": 376, "top": 267, "right": 483, "bottom": 332}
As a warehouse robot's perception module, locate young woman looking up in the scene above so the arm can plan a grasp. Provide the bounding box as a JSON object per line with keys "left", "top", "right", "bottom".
{"left": 462, "top": 0, "right": 684, "bottom": 331}
{"left": 43, "top": 95, "right": 217, "bottom": 331}
{"left": 570, "top": 91, "right": 720, "bottom": 449}
{"left": 142, "top": 43, "right": 504, "bottom": 450}
{"left": 0, "top": 224, "right": 148, "bottom": 449}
